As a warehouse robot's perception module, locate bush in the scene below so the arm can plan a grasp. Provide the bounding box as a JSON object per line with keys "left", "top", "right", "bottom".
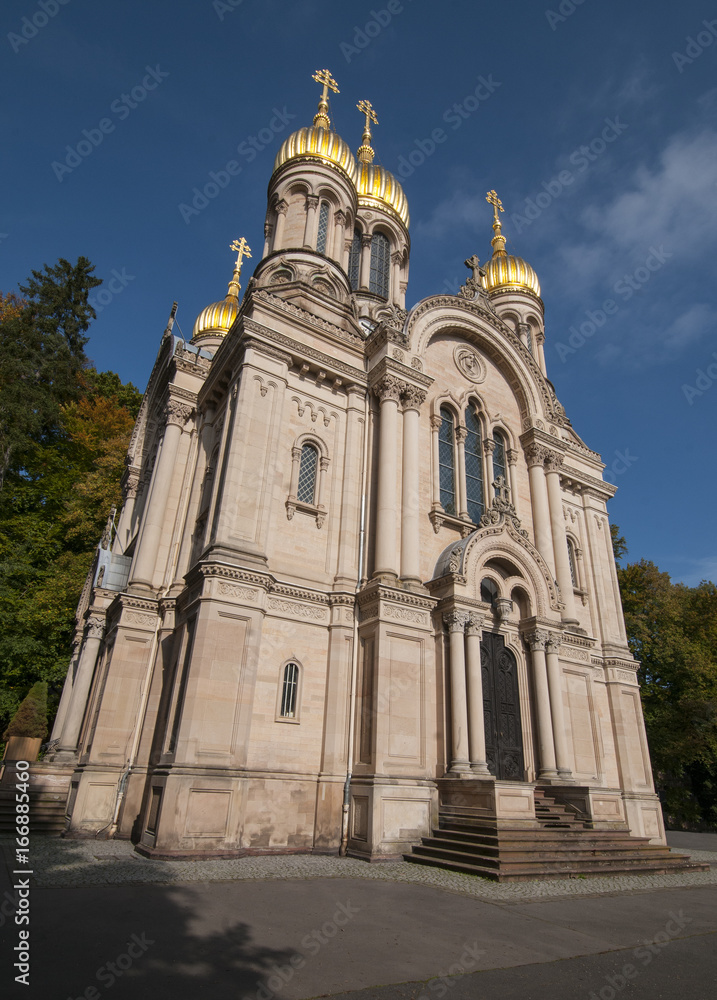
{"left": 2, "top": 681, "right": 48, "bottom": 740}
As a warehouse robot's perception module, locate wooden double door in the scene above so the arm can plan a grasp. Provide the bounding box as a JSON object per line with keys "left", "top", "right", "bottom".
{"left": 481, "top": 633, "right": 525, "bottom": 780}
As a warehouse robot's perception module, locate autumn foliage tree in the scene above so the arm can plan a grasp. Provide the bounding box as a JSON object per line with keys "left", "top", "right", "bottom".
{"left": 615, "top": 534, "right": 717, "bottom": 828}
{"left": 0, "top": 261, "right": 141, "bottom": 736}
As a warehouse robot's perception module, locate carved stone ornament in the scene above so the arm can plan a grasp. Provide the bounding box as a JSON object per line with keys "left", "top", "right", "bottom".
{"left": 479, "top": 477, "right": 528, "bottom": 538}
{"left": 543, "top": 450, "right": 565, "bottom": 473}
{"left": 454, "top": 346, "right": 487, "bottom": 383}
{"left": 444, "top": 611, "right": 469, "bottom": 632}
{"left": 466, "top": 612, "right": 483, "bottom": 636}
{"left": 123, "top": 473, "right": 140, "bottom": 500}
{"left": 448, "top": 546, "right": 463, "bottom": 573}
{"left": 373, "top": 374, "right": 404, "bottom": 403}
{"left": 458, "top": 254, "right": 487, "bottom": 300}
{"left": 411, "top": 357, "right": 423, "bottom": 371}
{"left": 165, "top": 400, "right": 193, "bottom": 427}
{"left": 85, "top": 617, "right": 105, "bottom": 640}
{"left": 524, "top": 443, "right": 547, "bottom": 468}
{"left": 402, "top": 385, "right": 427, "bottom": 411}
{"left": 545, "top": 633, "right": 563, "bottom": 653}
{"left": 525, "top": 629, "right": 549, "bottom": 651}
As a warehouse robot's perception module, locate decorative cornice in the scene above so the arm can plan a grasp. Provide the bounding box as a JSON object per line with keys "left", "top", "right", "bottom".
{"left": 243, "top": 318, "right": 366, "bottom": 386}
{"left": 252, "top": 288, "right": 364, "bottom": 347}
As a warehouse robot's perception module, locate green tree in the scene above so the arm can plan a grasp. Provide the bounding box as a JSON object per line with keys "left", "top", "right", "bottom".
{"left": 616, "top": 544, "right": 717, "bottom": 828}
{"left": 0, "top": 257, "right": 101, "bottom": 488}
{"left": 3, "top": 681, "right": 48, "bottom": 740}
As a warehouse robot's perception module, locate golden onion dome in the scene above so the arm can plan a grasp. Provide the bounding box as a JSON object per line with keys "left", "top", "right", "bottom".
{"left": 483, "top": 253, "right": 541, "bottom": 298}
{"left": 482, "top": 189, "right": 540, "bottom": 299}
{"left": 192, "top": 296, "right": 238, "bottom": 341}
{"left": 356, "top": 161, "right": 410, "bottom": 229}
{"left": 273, "top": 126, "right": 359, "bottom": 186}
{"left": 192, "top": 237, "right": 252, "bottom": 342}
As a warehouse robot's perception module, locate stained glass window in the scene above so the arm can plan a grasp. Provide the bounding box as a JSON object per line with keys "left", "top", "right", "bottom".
{"left": 369, "top": 232, "right": 390, "bottom": 298}
{"left": 465, "top": 408, "right": 484, "bottom": 523}
{"left": 492, "top": 431, "right": 507, "bottom": 496}
{"left": 439, "top": 408, "right": 456, "bottom": 515}
{"left": 316, "top": 201, "right": 329, "bottom": 254}
{"left": 297, "top": 444, "right": 318, "bottom": 504}
{"left": 348, "top": 229, "right": 361, "bottom": 290}
{"left": 280, "top": 662, "right": 299, "bottom": 718}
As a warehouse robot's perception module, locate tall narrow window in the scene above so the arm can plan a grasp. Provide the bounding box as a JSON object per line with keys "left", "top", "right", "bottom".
{"left": 492, "top": 430, "right": 507, "bottom": 496}
{"left": 297, "top": 444, "right": 318, "bottom": 504}
{"left": 348, "top": 229, "right": 361, "bottom": 290}
{"left": 280, "top": 662, "right": 299, "bottom": 718}
{"left": 465, "top": 408, "right": 484, "bottom": 523}
{"left": 369, "top": 232, "right": 390, "bottom": 298}
{"left": 316, "top": 201, "right": 329, "bottom": 254}
{"left": 567, "top": 538, "right": 578, "bottom": 588}
{"left": 438, "top": 408, "right": 456, "bottom": 515}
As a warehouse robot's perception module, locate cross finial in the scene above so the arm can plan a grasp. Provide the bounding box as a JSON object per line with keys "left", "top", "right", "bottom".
{"left": 486, "top": 190, "right": 507, "bottom": 258}
{"left": 493, "top": 475, "right": 511, "bottom": 503}
{"left": 464, "top": 255, "right": 482, "bottom": 282}
{"left": 227, "top": 237, "right": 252, "bottom": 300}
{"left": 356, "top": 99, "right": 378, "bottom": 164}
{"left": 486, "top": 189, "right": 504, "bottom": 223}
{"left": 312, "top": 69, "right": 339, "bottom": 129}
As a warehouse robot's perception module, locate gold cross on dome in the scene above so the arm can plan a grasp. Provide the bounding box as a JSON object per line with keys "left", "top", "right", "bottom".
{"left": 486, "top": 189, "right": 504, "bottom": 223}
{"left": 230, "top": 237, "right": 252, "bottom": 272}
{"left": 312, "top": 69, "right": 340, "bottom": 102}
{"left": 357, "top": 99, "right": 378, "bottom": 128}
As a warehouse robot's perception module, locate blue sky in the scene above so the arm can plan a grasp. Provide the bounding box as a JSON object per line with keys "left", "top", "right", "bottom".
{"left": 2, "top": 0, "right": 716, "bottom": 585}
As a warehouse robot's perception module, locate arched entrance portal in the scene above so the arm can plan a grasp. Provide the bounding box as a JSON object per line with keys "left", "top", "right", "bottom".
{"left": 481, "top": 633, "right": 524, "bottom": 780}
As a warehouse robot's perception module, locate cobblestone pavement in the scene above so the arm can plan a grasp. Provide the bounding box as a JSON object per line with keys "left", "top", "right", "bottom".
{"left": 3, "top": 835, "right": 716, "bottom": 902}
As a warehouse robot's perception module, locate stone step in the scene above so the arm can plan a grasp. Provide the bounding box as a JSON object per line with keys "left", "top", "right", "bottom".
{"left": 430, "top": 830, "right": 661, "bottom": 853}
{"left": 418, "top": 838, "right": 683, "bottom": 864}
{"left": 403, "top": 852, "right": 708, "bottom": 882}
{"left": 439, "top": 822, "right": 635, "bottom": 842}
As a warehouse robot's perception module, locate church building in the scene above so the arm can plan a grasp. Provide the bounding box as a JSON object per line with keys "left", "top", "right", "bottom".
{"left": 46, "top": 71, "right": 680, "bottom": 875}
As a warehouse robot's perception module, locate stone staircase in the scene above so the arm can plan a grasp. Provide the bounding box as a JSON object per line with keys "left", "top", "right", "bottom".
{"left": 404, "top": 788, "right": 708, "bottom": 881}
{"left": 0, "top": 789, "right": 67, "bottom": 836}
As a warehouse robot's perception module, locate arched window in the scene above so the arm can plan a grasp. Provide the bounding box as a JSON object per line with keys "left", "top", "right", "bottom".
{"left": 492, "top": 430, "right": 507, "bottom": 496}
{"left": 465, "top": 407, "right": 484, "bottom": 523}
{"left": 348, "top": 229, "right": 361, "bottom": 290}
{"left": 438, "top": 408, "right": 456, "bottom": 515}
{"left": 567, "top": 538, "right": 578, "bottom": 588}
{"left": 280, "top": 662, "right": 299, "bottom": 718}
{"left": 316, "top": 201, "right": 330, "bottom": 254}
{"left": 297, "top": 444, "right": 318, "bottom": 504}
{"left": 369, "top": 232, "right": 390, "bottom": 298}
{"left": 480, "top": 577, "right": 499, "bottom": 604}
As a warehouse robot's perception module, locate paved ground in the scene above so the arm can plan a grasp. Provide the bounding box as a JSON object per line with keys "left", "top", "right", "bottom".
{"left": 0, "top": 833, "right": 715, "bottom": 1000}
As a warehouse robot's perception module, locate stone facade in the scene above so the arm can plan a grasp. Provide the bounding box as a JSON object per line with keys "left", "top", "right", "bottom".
{"left": 48, "top": 81, "right": 665, "bottom": 857}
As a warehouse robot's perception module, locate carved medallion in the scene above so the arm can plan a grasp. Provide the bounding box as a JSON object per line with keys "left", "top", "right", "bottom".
{"left": 453, "top": 346, "right": 486, "bottom": 383}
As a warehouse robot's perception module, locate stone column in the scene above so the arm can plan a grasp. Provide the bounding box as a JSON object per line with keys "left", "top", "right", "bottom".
{"left": 303, "top": 194, "right": 319, "bottom": 249}
{"left": 465, "top": 613, "right": 490, "bottom": 774}
{"left": 445, "top": 612, "right": 470, "bottom": 772}
{"left": 400, "top": 386, "right": 426, "bottom": 585}
{"left": 525, "top": 444, "right": 556, "bottom": 577}
{"left": 544, "top": 451, "right": 579, "bottom": 625}
{"left": 391, "top": 251, "right": 402, "bottom": 305}
{"left": 360, "top": 234, "right": 372, "bottom": 289}
{"left": 335, "top": 387, "right": 366, "bottom": 587}
{"left": 343, "top": 237, "right": 352, "bottom": 273}
{"left": 506, "top": 449, "right": 519, "bottom": 514}
{"left": 51, "top": 645, "right": 80, "bottom": 740}
{"left": 545, "top": 633, "right": 573, "bottom": 778}
{"left": 373, "top": 375, "right": 402, "bottom": 579}
{"left": 483, "top": 437, "right": 495, "bottom": 502}
{"left": 174, "top": 406, "right": 215, "bottom": 584}
{"left": 56, "top": 617, "right": 105, "bottom": 757}
{"left": 430, "top": 414, "right": 442, "bottom": 508}
{"left": 332, "top": 210, "right": 346, "bottom": 265}
{"left": 536, "top": 331, "right": 547, "bottom": 376}
{"left": 263, "top": 221, "right": 273, "bottom": 258}
{"left": 272, "top": 200, "right": 288, "bottom": 252}
{"left": 130, "top": 400, "right": 192, "bottom": 592}
{"left": 526, "top": 630, "right": 558, "bottom": 778}
{"left": 455, "top": 426, "right": 468, "bottom": 518}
